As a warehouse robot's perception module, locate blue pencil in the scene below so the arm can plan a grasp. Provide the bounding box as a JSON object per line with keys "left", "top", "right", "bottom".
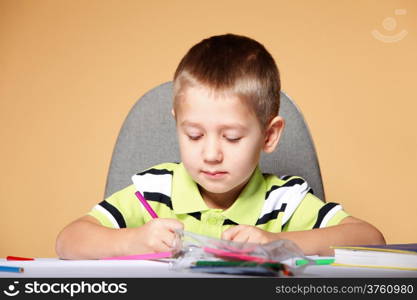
{"left": 0, "top": 266, "right": 24, "bottom": 273}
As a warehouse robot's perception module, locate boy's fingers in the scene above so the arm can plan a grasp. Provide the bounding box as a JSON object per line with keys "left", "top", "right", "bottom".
{"left": 247, "top": 236, "right": 260, "bottom": 244}
{"left": 221, "top": 227, "right": 234, "bottom": 240}
{"left": 156, "top": 229, "right": 176, "bottom": 251}
{"left": 154, "top": 242, "right": 171, "bottom": 253}
{"left": 160, "top": 218, "right": 184, "bottom": 231}
{"left": 229, "top": 231, "right": 249, "bottom": 244}
{"left": 161, "top": 232, "right": 178, "bottom": 250}
{"left": 222, "top": 225, "right": 243, "bottom": 240}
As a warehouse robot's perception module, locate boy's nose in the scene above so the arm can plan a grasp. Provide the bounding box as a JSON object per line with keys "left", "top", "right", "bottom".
{"left": 202, "top": 137, "right": 223, "bottom": 163}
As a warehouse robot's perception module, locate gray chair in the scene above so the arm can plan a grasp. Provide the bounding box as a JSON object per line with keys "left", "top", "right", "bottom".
{"left": 104, "top": 81, "right": 326, "bottom": 201}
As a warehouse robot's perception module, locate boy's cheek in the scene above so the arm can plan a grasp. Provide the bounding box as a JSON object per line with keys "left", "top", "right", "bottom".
{"left": 180, "top": 149, "right": 199, "bottom": 161}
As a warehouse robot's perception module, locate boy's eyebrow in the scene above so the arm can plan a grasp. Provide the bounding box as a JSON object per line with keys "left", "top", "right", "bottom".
{"left": 180, "top": 121, "right": 248, "bottom": 131}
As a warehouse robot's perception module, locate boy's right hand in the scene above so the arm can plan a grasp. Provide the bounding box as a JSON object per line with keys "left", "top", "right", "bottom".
{"left": 125, "top": 218, "right": 184, "bottom": 254}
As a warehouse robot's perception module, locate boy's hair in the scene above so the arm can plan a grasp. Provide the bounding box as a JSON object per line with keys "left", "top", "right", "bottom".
{"left": 173, "top": 33, "right": 281, "bottom": 129}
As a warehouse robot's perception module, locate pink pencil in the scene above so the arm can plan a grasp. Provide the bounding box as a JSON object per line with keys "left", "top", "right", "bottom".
{"left": 203, "top": 247, "right": 275, "bottom": 263}
{"left": 102, "top": 251, "right": 172, "bottom": 260}
{"left": 135, "top": 191, "right": 158, "bottom": 219}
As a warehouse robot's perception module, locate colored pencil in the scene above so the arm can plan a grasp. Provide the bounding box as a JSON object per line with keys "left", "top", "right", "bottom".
{"left": 203, "top": 247, "right": 275, "bottom": 263}
{"left": 7, "top": 256, "right": 34, "bottom": 261}
{"left": 0, "top": 266, "right": 24, "bottom": 273}
{"left": 135, "top": 191, "right": 158, "bottom": 219}
{"left": 195, "top": 260, "right": 285, "bottom": 270}
{"left": 295, "top": 258, "right": 335, "bottom": 266}
{"left": 102, "top": 251, "right": 173, "bottom": 260}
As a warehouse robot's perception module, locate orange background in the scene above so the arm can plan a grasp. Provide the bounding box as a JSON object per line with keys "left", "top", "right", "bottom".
{"left": 1, "top": 0, "right": 416, "bottom": 257}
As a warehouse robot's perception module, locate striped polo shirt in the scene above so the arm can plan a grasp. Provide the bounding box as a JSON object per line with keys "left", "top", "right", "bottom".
{"left": 88, "top": 162, "right": 349, "bottom": 239}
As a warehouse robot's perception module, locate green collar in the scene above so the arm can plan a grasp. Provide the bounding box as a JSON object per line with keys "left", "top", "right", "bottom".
{"left": 171, "top": 163, "right": 266, "bottom": 225}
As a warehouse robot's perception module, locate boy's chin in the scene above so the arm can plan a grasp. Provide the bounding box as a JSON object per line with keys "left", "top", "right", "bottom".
{"left": 196, "top": 181, "right": 233, "bottom": 195}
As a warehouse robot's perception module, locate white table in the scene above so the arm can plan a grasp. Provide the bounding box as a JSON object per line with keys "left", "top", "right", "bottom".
{"left": 1, "top": 258, "right": 416, "bottom": 278}
{"left": 0, "top": 258, "right": 231, "bottom": 278}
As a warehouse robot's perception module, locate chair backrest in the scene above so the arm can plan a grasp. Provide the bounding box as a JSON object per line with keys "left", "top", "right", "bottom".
{"left": 104, "top": 81, "right": 326, "bottom": 201}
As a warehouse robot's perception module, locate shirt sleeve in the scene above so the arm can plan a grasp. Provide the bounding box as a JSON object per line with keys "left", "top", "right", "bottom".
{"left": 87, "top": 184, "right": 145, "bottom": 228}
{"left": 283, "top": 192, "right": 350, "bottom": 232}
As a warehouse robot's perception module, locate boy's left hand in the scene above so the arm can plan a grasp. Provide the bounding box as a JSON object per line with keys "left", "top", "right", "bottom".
{"left": 221, "top": 225, "right": 276, "bottom": 244}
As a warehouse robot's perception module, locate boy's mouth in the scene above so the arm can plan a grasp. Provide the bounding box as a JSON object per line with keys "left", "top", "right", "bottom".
{"left": 201, "top": 170, "right": 228, "bottom": 178}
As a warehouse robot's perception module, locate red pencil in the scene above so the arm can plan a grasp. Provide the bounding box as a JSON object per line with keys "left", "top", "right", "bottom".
{"left": 6, "top": 256, "right": 34, "bottom": 261}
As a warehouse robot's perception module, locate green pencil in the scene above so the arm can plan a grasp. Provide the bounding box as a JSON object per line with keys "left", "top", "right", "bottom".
{"left": 194, "top": 260, "right": 285, "bottom": 270}
{"left": 295, "top": 258, "right": 335, "bottom": 266}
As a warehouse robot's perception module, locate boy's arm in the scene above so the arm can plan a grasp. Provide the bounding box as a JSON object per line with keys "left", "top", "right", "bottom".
{"left": 222, "top": 216, "right": 385, "bottom": 256}
{"left": 56, "top": 216, "right": 130, "bottom": 259}
{"left": 275, "top": 216, "right": 386, "bottom": 256}
{"left": 55, "top": 215, "right": 183, "bottom": 259}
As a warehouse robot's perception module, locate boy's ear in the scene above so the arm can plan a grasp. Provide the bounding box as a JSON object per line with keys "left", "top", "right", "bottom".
{"left": 262, "top": 116, "right": 285, "bottom": 153}
{"left": 171, "top": 108, "right": 176, "bottom": 118}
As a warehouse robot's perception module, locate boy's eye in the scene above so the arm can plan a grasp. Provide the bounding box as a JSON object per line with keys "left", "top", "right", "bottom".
{"left": 225, "top": 137, "right": 241, "bottom": 142}
{"left": 188, "top": 135, "right": 202, "bottom": 140}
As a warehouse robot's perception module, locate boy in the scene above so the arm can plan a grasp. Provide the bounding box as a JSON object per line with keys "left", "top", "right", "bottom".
{"left": 56, "top": 34, "right": 385, "bottom": 259}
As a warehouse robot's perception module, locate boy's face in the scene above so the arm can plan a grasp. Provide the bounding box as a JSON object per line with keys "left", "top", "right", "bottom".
{"left": 173, "top": 84, "right": 282, "bottom": 201}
